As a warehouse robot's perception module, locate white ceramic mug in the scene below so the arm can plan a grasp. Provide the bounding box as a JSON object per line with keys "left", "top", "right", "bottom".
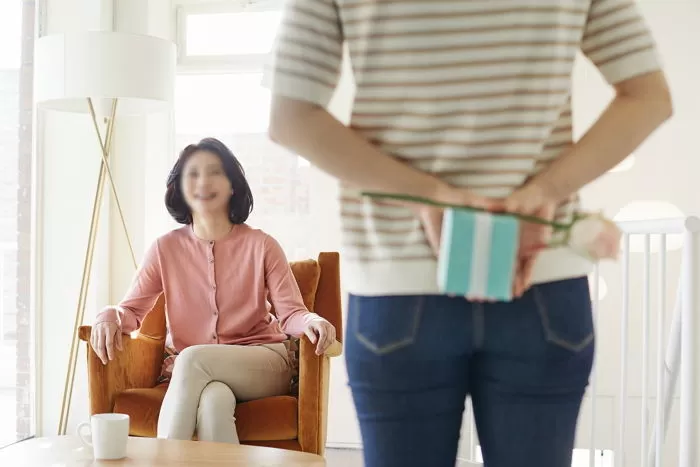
{"left": 76, "top": 413, "right": 130, "bottom": 460}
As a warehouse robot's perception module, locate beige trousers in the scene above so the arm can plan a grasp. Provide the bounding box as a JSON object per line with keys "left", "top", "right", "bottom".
{"left": 156, "top": 343, "right": 292, "bottom": 444}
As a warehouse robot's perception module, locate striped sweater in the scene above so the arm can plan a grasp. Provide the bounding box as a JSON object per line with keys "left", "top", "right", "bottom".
{"left": 268, "top": 0, "right": 661, "bottom": 296}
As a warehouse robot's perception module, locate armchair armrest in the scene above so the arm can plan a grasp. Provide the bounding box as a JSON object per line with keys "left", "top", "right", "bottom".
{"left": 296, "top": 336, "right": 341, "bottom": 455}
{"left": 324, "top": 339, "right": 343, "bottom": 358}
{"left": 78, "top": 326, "right": 165, "bottom": 415}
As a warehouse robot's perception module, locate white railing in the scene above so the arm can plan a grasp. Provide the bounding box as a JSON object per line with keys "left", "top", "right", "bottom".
{"left": 458, "top": 216, "right": 700, "bottom": 467}
{"left": 615, "top": 216, "right": 700, "bottom": 467}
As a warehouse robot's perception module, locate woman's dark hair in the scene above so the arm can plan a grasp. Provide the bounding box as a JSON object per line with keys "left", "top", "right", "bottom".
{"left": 165, "top": 138, "right": 254, "bottom": 225}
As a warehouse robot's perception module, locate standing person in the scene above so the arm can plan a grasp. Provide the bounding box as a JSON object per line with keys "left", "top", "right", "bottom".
{"left": 267, "top": 1, "right": 672, "bottom": 466}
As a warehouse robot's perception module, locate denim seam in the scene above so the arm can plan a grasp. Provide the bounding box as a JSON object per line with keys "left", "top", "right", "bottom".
{"left": 533, "top": 287, "right": 594, "bottom": 352}
{"left": 353, "top": 297, "right": 424, "bottom": 356}
{"left": 472, "top": 303, "right": 485, "bottom": 350}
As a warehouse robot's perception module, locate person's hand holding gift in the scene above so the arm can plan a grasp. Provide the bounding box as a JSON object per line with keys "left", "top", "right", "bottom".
{"left": 505, "top": 181, "right": 622, "bottom": 296}
{"left": 504, "top": 183, "right": 558, "bottom": 298}
{"left": 415, "top": 187, "right": 501, "bottom": 257}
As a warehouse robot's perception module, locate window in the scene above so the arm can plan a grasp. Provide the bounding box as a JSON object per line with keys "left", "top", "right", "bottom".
{"left": 184, "top": 11, "right": 282, "bottom": 56}
{"left": 175, "top": 1, "right": 314, "bottom": 260}
{"left": 0, "top": 0, "right": 35, "bottom": 448}
{"left": 176, "top": 1, "right": 284, "bottom": 72}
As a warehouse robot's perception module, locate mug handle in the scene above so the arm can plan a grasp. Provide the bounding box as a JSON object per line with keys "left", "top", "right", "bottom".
{"left": 76, "top": 422, "right": 93, "bottom": 447}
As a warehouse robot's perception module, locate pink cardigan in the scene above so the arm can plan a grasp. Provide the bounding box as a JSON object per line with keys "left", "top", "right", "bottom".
{"left": 95, "top": 224, "right": 319, "bottom": 352}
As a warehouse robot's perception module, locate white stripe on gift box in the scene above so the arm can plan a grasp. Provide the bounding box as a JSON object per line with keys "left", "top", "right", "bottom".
{"left": 468, "top": 212, "right": 494, "bottom": 297}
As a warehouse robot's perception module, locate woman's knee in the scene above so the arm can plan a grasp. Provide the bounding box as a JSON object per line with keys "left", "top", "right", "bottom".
{"left": 172, "top": 345, "right": 211, "bottom": 377}
{"left": 198, "top": 381, "right": 236, "bottom": 415}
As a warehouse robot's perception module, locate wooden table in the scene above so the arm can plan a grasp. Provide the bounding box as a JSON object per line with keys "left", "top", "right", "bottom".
{"left": 0, "top": 436, "right": 327, "bottom": 466}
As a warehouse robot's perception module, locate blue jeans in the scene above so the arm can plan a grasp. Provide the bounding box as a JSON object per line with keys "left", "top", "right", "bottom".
{"left": 345, "top": 277, "right": 594, "bottom": 467}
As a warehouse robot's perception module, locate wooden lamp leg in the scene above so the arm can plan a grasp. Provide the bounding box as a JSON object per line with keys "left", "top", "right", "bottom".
{"left": 57, "top": 97, "right": 137, "bottom": 435}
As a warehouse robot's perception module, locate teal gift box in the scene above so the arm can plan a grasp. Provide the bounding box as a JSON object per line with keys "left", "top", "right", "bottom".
{"left": 437, "top": 208, "right": 520, "bottom": 302}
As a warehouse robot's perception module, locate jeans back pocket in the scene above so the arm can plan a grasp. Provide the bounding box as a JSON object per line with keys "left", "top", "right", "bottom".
{"left": 532, "top": 277, "right": 594, "bottom": 352}
{"left": 350, "top": 295, "right": 425, "bottom": 356}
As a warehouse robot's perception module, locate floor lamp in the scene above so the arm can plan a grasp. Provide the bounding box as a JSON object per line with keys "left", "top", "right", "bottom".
{"left": 33, "top": 31, "right": 176, "bottom": 435}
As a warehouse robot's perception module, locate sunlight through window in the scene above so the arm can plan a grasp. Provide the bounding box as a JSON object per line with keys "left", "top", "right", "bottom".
{"left": 0, "top": 0, "right": 34, "bottom": 449}
{"left": 186, "top": 11, "right": 282, "bottom": 56}
{"left": 0, "top": 2, "right": 20, "bottom": 68}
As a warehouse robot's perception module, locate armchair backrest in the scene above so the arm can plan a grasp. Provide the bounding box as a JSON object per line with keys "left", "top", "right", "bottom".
{"left": 138, "top": 294, "right": 167, "bottom": 340}
{"left": 308, "top": 252, "right": 343, "bottom": 341}
{"left": 136, "top": 252, "right": 343, "bottom": 342}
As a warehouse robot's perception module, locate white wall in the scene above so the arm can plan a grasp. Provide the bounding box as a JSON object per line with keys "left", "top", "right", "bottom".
{"left": 36, "top": 0, "right": 173, "bottom": 436}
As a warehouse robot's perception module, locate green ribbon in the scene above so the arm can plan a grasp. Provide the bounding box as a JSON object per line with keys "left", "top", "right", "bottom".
{"left": 360, "top": 191, "right": 581, "bottom": 232}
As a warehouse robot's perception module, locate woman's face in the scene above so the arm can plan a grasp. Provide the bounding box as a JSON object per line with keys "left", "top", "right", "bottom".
{"left": 181, "top": 150, "right": 233, "bottom": 219}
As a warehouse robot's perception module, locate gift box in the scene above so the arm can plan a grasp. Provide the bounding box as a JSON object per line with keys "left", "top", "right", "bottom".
{"left": 437, "top": 208, "right": 520, "bottom": 301}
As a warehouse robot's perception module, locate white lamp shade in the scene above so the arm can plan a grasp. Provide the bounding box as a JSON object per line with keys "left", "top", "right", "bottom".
{"left": 34, "top": 31, "right": 176, "bottom": 115}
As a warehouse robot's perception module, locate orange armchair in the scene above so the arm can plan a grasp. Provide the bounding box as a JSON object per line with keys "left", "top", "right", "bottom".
{"left": 77, "top": 252, "right": 343, "bottom": 455}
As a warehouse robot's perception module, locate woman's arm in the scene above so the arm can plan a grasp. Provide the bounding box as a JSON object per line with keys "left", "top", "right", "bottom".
{"left": 513, "top": 0, "right": 672, "bottom": 207}
{"left": 506, "top": 0, "right": 673, "bottom": 293}
{"left": 263, "top": 235, "right": 320, "bottom": 337}
{"left": 94, "top": 240, "right": 164, "bottom": 333}
{"left": 270, "top": 98, "right": 454, "bottom": 204}
{"left": 523, "top": 71, "right": 672, "bottom": 204}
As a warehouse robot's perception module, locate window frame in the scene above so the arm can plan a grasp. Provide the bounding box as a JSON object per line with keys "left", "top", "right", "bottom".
{"left": 174, "top": 0, "right": 285, "bottom": 74}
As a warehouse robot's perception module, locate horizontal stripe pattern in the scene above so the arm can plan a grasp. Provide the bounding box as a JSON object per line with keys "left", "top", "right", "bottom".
{"left": 268, "top": 0, "right": 661, "bottom": 279}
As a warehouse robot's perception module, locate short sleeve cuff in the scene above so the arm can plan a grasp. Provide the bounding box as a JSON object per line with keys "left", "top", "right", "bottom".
{"left": 262, "top": 68, "right": 335, "bottom": 110}
{"left": 598, "top": 48, "right": 662, "bottom": 85}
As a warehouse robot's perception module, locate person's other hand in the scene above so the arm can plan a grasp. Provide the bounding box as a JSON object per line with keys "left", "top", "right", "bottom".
{"left": 504, "top": 183, "right": 558, "bottom": 297}
{"left": 90, "top": 316, "right": 123, "bottom": 365}
{"left": 417, "top": 186, "right": 502, "bottom": 257}
{"left": 304, "top": 317, "right": 336, "bottom": 355}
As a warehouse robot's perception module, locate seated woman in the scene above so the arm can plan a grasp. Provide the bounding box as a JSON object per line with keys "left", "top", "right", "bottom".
{"left": 89, "top": 137, "right": 336, "bottom": 444}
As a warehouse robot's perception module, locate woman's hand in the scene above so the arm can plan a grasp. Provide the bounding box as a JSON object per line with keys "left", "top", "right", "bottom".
{"left": 303, "top": 317, "right": 337, "bottom": 356}
{"left": 417, "top": 186, "right": 503, "bottom": 256}
{"left": 90, "top": 315, "right": 123, "bottom": 365}
{"left": 505, "top": 183, "right": 558, "bottom": 297}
